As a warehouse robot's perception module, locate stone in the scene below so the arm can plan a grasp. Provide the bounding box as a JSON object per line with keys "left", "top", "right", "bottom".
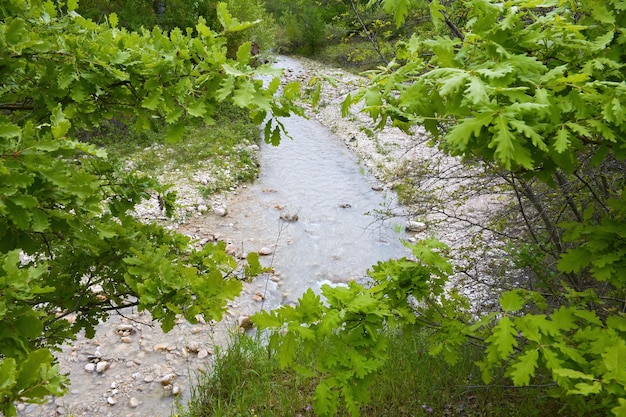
{"left": 143, "top": 375, "right": 154, "bottom": 383}
{"left": 280, "top": 212, "right": 299, "bottom": 222}
{"left": 106, "top": 397, "right": 116, "bottom": 405}
{"left": 197, "top": 349, "right": 210, "bottom": 359}
{"left": 153, "top": 343, "right": 169, "bottom": 352}
{"left": 84, "top": 363, "right": 96, "bottom": 372}
{"left": 116, "top": 324, "right": 135, "bottom": 333}
{"left": 258, "top": 247, "right": 273, "bottom": 256}
{"left": 160, "top": 373, "right": 176, "bottom": 386}
{"left": 129, "top": 397, "right": 139, "bottom": 408}
{"left": 238, "top": 315, "right": 253, "bottom": 330}
{"left": 172, "top": 384, "right": 182, "bottom": 396}
{"left": 405, "top": 220, "right": 427, "bottom": 232}
{"left": 95, "top": 361, "right": 109, "bottom": 373}
{"left": 213, "top": 207, "right": 227, "bottom": 217}
{"left": 187, "top": 341, "right": 200, "bottom": 353}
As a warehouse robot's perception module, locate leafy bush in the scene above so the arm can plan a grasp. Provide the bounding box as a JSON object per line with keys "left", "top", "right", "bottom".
{"left": 0, "top": 1, "right": 300, "bottom": 414}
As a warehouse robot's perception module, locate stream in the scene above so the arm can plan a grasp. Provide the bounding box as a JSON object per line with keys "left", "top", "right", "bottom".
{"left": 18, "top": 56, "right": 413, "bottom": 417}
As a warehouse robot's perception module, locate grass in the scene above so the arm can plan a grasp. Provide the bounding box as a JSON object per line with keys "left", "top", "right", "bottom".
{"left": 86, "top": 104, "right": 261, "bottom": 194}
{"left": 175, "top": 327, "right": 574, "bottom": 417}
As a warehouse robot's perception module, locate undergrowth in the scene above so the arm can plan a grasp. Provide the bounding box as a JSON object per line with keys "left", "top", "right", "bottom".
{"left": 175, "top": 327, "right": 571, "bottom": 417}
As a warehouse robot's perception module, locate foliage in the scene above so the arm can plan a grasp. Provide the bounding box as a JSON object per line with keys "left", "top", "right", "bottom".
{"left": 252, "top": 239, "right": 465, "bottom": 416}
{"left": 77, "top": 0, "right": 276, "bottom": 60}
{"left": 178, "top": 326, "right": 568, "bottom": 417}
{"left": 0, "top": 0, "right": 300, "bottom": 414}
{"left": 264, "top": 0, "right": 329, "bottom": 54}
{"left": 340, "top": 0, "right": 626, "bottom": 415}
{"left": 251, "top": 0, "right": 626, "bottom": 415}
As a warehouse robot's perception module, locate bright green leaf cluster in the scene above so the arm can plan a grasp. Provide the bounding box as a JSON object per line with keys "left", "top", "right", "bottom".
{"left": 252, "top": 240, "right": 468, "bottom": 416}
{"left": 0, "top": 0, "right": 301, "bottom": 411}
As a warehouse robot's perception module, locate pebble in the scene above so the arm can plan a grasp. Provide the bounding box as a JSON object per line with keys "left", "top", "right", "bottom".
{"left": 129, "top": 397, "right": 139, "bottom": 408}
{"left": 213, "top": 207, "right": 228, "bottom": 217}
{"left": 197, "top": 349, "right": 210, "bottom": 359}
{"left": 160, "top": 373, "right": 176, "bottom": 386}
{"left": 279, "top": 212, "right": 299, "bottom": 222}
{"left": 106, "top": 397, "right": 116, "bottom": 405}
{"left": 405, "top": 220, "right": 427, "bottom": 232}
{"left": 84, "top": 363, "right": 96, "bottom": 372}
{"left": 153, "top": 343, "right": 169, "bottom": 352}
{"left": 258, "top": 246, "right": 273, "bottom": 255}
{"left": 238, "top": 315, "right": 253, "bottom": 330}
{"left": 95, "top": 361, "right": 109, "bottom": 373}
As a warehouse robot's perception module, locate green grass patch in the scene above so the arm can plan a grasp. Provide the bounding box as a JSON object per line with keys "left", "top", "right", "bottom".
{"left": 176, "top": 327, "right": 571, "bottom": 417}
{"left": 86, "top": 104, "right": 261, "bottom": 194}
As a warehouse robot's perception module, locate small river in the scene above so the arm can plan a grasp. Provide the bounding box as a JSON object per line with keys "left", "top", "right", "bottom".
{"left": 200, "top": 56, "right": 412, "bottom": 308}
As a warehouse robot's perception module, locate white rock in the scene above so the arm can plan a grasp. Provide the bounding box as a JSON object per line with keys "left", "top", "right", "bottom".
{"left": 197, "top": 349, "right": 210, "bottom": 359}
{"left": 172, "top": 384, "right": 182, "bottom": 396}
{"left": 160, "top": 373, "right": 176, "bottom": 386}
{"left": 258, "top": 247, "right": 273, "bottom": 256}
{"left": 153, "top": 343, "right": 169, "bottom": 352}
{"left": 106, "top": 397, "right": 116, "bottom": 405}
{"left": 95, "top": 361, "right": 109, "bottom": 373}
{"left": 405, "top": 220, "right": 427, "bottom": 232}
{"left": 84, "top": 363, "right": 96, "bottom": 372}
{"left": 213, "top": 207, "right": 227, "bottom": 217}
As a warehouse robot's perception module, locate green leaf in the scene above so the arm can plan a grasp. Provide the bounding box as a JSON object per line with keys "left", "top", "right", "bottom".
{"left": 500, "top": 290, "right": 525, "bottom": 312}
{"left": 568, "top": 381, "right": 602, "bottom": 396}
{"left": 465, "top": 76, "right": 490, "bottom": 105}
{"left": 141, "top": 89, "right": 162, "bottom": 110}
{"left": 0, "top": 123, "right": 21, "bottom": 139}
{"left": 553, "top": 368, "right": 595, "bottom": 381}
{"left": 187, "top": 99, "right": 207, "bottom": 118}
{"left": 602, "top": 339, "right": 626, "bottom": 384}
{"left": 490, "top": 316, "right": 518, "bottom": 359}
{"left": 554, "top": 126, "right": 572, "bottom": 153}
{"left": 510, "top": 349, "right": 538, "bottom": 386}
{"left": 5, "top": 18, "right": 27, "bottom": 46}
{"left": 445, "top": 112, "right": 494, "bottom": 152}
{"left": 233, "top": 80, "right": 255, "bottom": 108}
{"left": 16, "top": 349, "right": 54, "bottom": 390}
{"left": 313, "top": 378, "right": 339, "bottom": 417}
{"left": 165, "top": 121, "right": 186, "bottom": 143}
{"left": 50, "top": 106, "right": 71, "bottom": 139}
{"left": 612, "top": 398, "right": 626, "bottom": 417}
{"left": 109, "top": 13, "right": 118, "bottom": 28}
{"left": 0, "top": 358, "right": 17, "bottom": 391}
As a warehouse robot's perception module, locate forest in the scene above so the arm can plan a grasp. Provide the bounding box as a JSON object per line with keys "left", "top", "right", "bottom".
{"left": 1, "top": 0, "right": 625, "bottom": 416}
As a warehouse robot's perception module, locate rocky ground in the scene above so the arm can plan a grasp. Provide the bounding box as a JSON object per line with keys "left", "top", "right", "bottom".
{"left": 18, "top": 56, "right": 507, "bottom": 417}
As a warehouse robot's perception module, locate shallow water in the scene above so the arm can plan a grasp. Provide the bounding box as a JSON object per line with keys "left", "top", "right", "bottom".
{"left": 202, "top": 56, "right": 412, "bottom": 306}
